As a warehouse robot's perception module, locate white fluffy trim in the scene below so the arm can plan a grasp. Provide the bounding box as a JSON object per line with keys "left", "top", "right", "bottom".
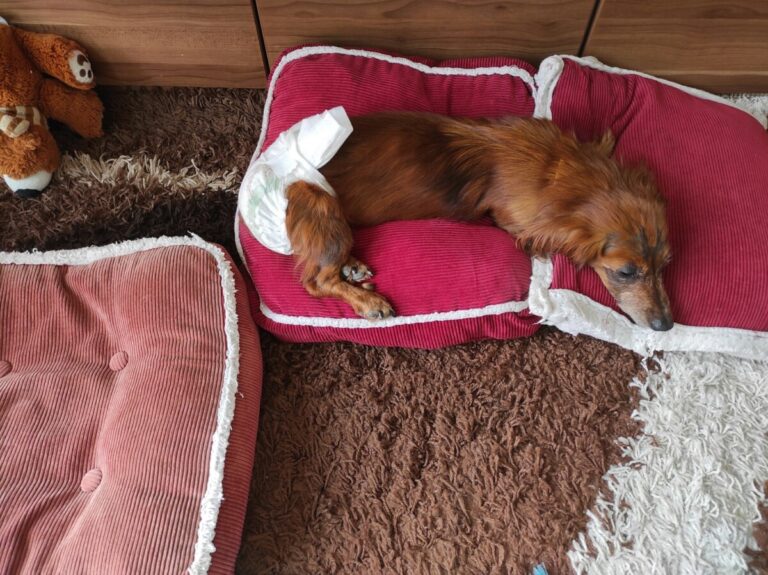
{"left": 0, "top": 236, "right": 242, "bottom": 575}
{"left": 259, "top": 298, "right": 529, "bottom": 328}
{"left": 569, "top": 352, "right": 768, "bottom": 574}
{"left": 528, "top": 259, "right": 768, "bottom": 361}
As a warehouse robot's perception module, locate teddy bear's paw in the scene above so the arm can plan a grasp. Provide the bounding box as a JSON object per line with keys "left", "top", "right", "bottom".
{"left": 3, "top": 170, "right": 52, "bottom": 198}
{"left": 68, "top": 50, "right": 93, "bottom": 84}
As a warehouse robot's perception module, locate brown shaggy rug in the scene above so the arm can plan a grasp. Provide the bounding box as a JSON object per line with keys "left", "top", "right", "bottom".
{"left": 2, "top": 87, "right": 760, "bottom": 574}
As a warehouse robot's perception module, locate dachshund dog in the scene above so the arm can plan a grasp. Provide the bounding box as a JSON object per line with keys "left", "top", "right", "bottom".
{"left": 285, "top": 112, "right": 673, "bottom": 331}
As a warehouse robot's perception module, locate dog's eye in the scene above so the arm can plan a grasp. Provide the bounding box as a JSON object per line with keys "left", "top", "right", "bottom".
{"left": 617, "top": 265, "right": 638, "bottom": 279}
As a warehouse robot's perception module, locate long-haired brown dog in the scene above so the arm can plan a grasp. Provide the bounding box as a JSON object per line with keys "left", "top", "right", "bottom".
{"left": 285, "top": 112, "right": 673, "bottom": 331}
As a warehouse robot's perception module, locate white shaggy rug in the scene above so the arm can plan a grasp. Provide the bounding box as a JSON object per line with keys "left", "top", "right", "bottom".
{"left": 569, "top": 352, "right": 768, "bottom": 574}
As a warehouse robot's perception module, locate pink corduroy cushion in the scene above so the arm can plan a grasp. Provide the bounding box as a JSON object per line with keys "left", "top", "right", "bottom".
{"left": 0, "top": 239, "right": 262, "bottom": 575}
{"left": 237, "top": 46, "right": 541, "bottom": 348}
{"left": 538, "top": 57, "right": 768, "bottom": 331}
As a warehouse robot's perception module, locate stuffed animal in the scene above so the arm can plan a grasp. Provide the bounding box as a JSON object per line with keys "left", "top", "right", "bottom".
{"left": 0, "top": 16, "right": 103, "bottom": 198}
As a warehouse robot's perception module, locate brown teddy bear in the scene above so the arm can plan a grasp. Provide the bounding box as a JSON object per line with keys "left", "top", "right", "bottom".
{"left": 0, "top": 16, "right": 103, "bottom": 198}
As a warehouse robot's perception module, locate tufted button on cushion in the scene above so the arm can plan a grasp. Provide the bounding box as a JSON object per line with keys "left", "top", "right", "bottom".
{"left": 108, "top": 351, "right": 128, "bottom": 371}
{"left": 80, "top": 468, "right": 102, "bottom": 492}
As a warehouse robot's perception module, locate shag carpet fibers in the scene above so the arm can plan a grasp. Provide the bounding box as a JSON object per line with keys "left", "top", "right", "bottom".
{"left": 0, "top": 86, "right": 765, "bottom": 575}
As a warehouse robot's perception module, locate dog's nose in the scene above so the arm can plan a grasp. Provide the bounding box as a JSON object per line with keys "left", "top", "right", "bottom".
{"left": 650, "top": 316, "right": 673, "bottom": 331}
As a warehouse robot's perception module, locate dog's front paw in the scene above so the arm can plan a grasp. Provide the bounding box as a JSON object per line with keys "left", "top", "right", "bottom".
{"left": 68, "top": 50, "right": 94, "bottom": 84}
{"left": 355, "top": 293, "right": 395, "bottom": 321}
{"left": 342, "top": 259, "right": 373, "bottom": 283}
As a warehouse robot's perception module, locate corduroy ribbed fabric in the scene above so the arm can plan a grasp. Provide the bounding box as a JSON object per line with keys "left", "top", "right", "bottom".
{"left": 0, "top": 243, "right": 262, "bottom": 574}
{"left": 237, "top": 47, "right": 540, "bottom": 348}
{"left": 545, "top": 59, "right": 768, "bottom": 331}
{"left": 240, "top": 217, "right": 538, "bottom": 347}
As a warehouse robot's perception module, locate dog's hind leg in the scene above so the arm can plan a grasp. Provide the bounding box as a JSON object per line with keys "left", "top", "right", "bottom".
{"left": 286, "top": 181, "right": 394, "bottom": 320}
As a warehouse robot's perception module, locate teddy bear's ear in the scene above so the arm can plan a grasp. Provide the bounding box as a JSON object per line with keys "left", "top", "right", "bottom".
{"left": 12, "top": 25, "right": 97, "bottom": 90}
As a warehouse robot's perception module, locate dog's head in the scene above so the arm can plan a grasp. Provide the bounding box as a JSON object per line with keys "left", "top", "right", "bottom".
{"left": 575, "top": 136, "right": 673, "bottom": 331}
{"left": 525, "top": 130, "right": 674, "bottom": 331}
{"left": 589, "top": 188, "right": 673, "bottom": 331}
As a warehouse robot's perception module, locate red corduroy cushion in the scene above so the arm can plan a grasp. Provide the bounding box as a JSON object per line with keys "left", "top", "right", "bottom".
{"left": 535, "top": 57, "right": 768, "bottom": 333}
{"left": 0, "top": 238, "right": 262, "bottom": 574}
{"left": 237, "top": 46, "right": 541, "bottom": 348}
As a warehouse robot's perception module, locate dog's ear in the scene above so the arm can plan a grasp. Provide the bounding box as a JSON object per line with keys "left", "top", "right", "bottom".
{"left": 623, "top": 164, "right": 663, "bottom": 202}
{"left": 518, "top": 214, "right": 604, "bottom": 268}
{"left": 594, "top": 130, "right": 616, "bottom": 157}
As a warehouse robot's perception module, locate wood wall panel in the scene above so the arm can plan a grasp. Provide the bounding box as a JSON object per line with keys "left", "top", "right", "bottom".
{"left": 2, "top": 0, "right": 266, "bottom": 88}
{"left": 585, "top": 0, "right": 768, "bottom": 93}
{"left": 256, "top": 0, "right": 595, "bottom": 68}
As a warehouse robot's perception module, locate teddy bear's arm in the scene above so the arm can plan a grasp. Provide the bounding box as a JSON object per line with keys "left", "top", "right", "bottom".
{"left": 14, "top": 28, "right": 95, "bottom": 90}
{"left": 40, "top": 79, "right": 103, "bottom": 139}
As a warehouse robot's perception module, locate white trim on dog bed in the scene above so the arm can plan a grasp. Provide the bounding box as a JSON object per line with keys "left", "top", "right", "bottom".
{"left": 235, "top": 46, "right": 537, "bottom": 329}
{"left": 0, "top": 236, "right": 241, "bottom": 575}
{"left": 530, "top": 56, "right": 768, "bottom": 361}
{"left": 258, "top": 297, "right": 530, "bottom": 329}
{"left": 528, "top": 257, "right": 768, "bottom": 361}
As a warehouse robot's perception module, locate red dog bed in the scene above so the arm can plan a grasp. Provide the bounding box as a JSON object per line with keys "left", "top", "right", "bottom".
{"left": 236, "top": 47, "right": 542, "bottom": 348}
{"left": 0, "top": 237, "right": 262, "bottom": 574}
{"left": 529, "top": 56, "right": 768, "bottom": 359}
{"left": 237, "top": 47, "right": 768, "bottom": 358}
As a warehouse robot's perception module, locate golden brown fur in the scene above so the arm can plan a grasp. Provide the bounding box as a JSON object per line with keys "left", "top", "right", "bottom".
{"left": 286, "top": 112, "right": 673, "bottom": 329}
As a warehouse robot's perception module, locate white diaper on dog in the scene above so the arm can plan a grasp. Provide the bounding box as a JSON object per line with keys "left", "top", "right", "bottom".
{"left": 238, "top": 106, "right": 353, "bottom": 255}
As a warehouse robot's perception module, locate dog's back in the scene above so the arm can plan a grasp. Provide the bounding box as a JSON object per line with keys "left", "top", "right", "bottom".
{"left": 322, "top": 112, "right": 548, "bottom": 225}
{"left": 321, "top": 112, "right": 609, "bottom": 225}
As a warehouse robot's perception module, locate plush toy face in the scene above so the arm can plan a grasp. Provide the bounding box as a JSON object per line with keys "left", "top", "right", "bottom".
{"left": 0, "top": 16, "right": 103, "bottom": 198}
